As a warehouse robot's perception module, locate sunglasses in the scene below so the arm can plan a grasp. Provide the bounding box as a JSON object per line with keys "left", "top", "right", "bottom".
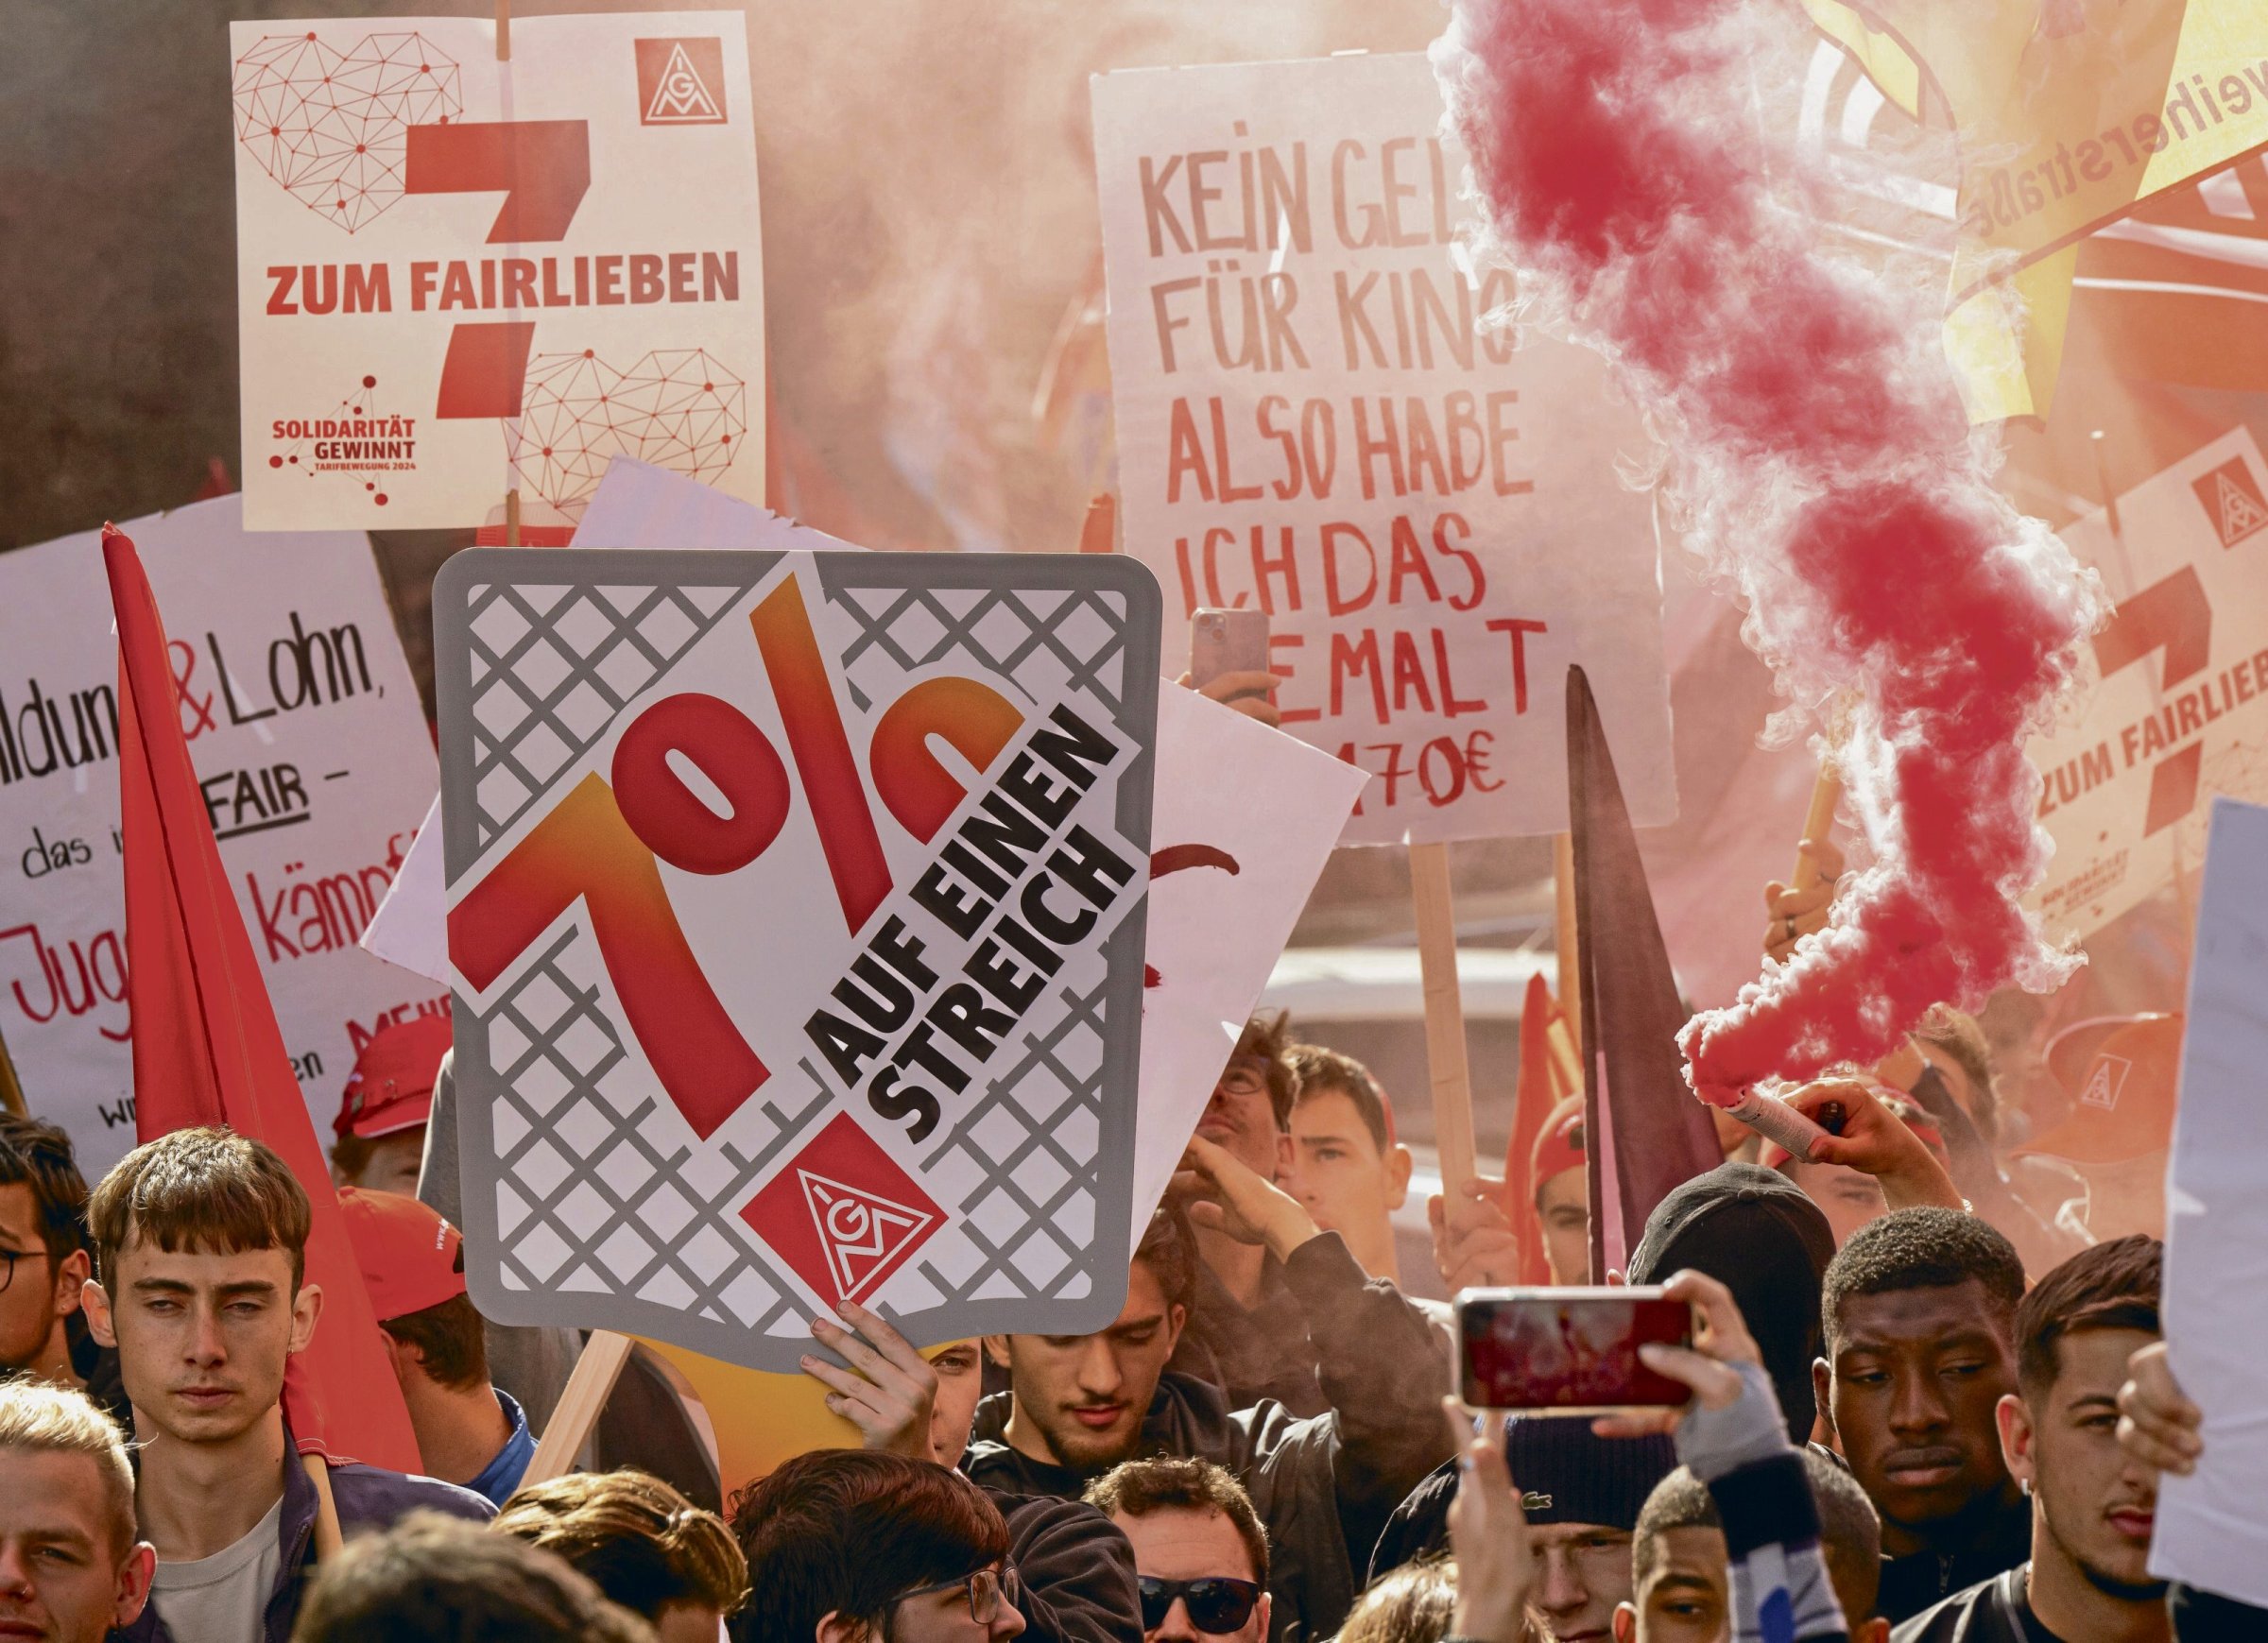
{"left": 1138, "top": 1576, "right": 1263, "bottom": 1634}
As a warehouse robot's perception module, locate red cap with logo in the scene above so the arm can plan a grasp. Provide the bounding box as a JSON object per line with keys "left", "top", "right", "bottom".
{"left": 336, "top": 1187, "right": 466, "bottom": 1323}
{"left": 2020, "top": 1013, "right": 2183, "bottom": 1165}
{"left": 333, "top": 1015, "right": 452, "bottom": 1140}
{"left": 1528, "top": 1094, "right": 1587, "bottom": 1205}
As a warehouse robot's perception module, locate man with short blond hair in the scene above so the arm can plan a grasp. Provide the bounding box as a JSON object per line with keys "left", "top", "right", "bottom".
{"left": 0, "top": 1376, "right": 154, "bottom": 1641}
{"left": 83, "top": 1126, "right": 490, "bottom": 1643}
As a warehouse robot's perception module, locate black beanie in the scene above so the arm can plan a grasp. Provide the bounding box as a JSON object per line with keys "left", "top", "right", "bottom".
{"left": 1502, "top": 1415, "right": 1675, "bottom": 1532}
{"left": 1625, "top": 1161, "right": 1836, "bottom": 1440}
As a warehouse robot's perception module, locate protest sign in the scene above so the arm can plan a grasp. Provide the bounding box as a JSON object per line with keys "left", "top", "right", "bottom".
{"left": 434, "top": 547, "right": 1160, "bottom": 1369}
{"left": 2153, "top": 796, "right": 2268, "bottom": 1607}
{"left": 0, "top": 496, "right": 441, "bottom": 1173}
{"left": 2028, "top": 430, "right": 2268, "bottom": 936}
{"left": 231, "top": 15, "right": 765, "bottom": 532}
{"left": 1091, "top": 52, "right": 1675, "bottom": 845}
{"left": 1131, "top": 685, "right": 1367, "bottom": 1236}
{"left": 360, "top": 460, "right": 814, "bottom": 985}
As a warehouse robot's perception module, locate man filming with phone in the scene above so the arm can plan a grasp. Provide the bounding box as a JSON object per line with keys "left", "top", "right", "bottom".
{"left": 1443, "top": 1269, "right": 1859, "bottom": 1643}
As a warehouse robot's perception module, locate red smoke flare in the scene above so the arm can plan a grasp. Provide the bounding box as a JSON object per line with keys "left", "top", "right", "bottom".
{"left": 1433, "top": 0, "right": 2100, "bottom": 1100}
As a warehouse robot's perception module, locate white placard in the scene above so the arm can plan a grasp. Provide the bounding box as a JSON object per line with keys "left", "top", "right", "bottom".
{"left": 2030, "top": 430, "right": 2268, "bottom": 936}
{"left": 1092, "top": 53, "right": 1675, "bottom": 844}
{"left": 2153, "top": 796, "right": 2268, "bottom": 1607}
{"left": 232, "top": 15, "right": 765, "bottom": 532}
{"left": 0, "top": 496, "right": 442, "bottom": 1172}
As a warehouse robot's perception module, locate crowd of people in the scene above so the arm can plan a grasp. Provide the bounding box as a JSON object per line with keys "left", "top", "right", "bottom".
{"left": 0, "top": 891, "right": 2247, "bottom": 1643}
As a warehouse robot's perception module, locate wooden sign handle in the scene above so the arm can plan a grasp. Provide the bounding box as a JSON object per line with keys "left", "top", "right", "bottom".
{"left": 1790, "top": 762, "right": 1843, "bottom": 892}
{"left": 0, "top": 1025, "right": 27, "bottom": 1119}
{"left": 1410, "top": 843, "right": 1478, "bottom": 1194}
{"left": 523, "top": 1329, "right": 635, "bottom": 1486}
{"left": 303, "top": 1453, "right": 344, "bottom": 1560}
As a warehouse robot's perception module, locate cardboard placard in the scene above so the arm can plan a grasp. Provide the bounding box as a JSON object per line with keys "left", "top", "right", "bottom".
{"left": 2029, "top": 430, "right": 2268, "bottom": 935}
{"left": 1092, "top": 52, "right": 1675, "bottom": 844}
{"left": 434, "top": 547, "right": 1160, "bottom": 1369}
{"left": 2153, "top": 796, "right": 2268, "bottom": 1607}
{"left": 232, "top": 14, "right": 765, "bottom": 532}
{"left": 0, "top": 496, "right": 440, "bottom": 1172}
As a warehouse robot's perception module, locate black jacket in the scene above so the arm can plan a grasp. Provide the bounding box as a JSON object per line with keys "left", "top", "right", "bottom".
{"left": 990, "top": 1490, "right": 1143, "bottom": 1643}
{"left": 964, "top": 1233, "right": 1452, "bottom": 1643}
{"left": 1892, "top": 1566, "right": 2053, "bottom": 1642}
{"left": 1879, "top": 1488, "right": 2034, "bottom": 1626}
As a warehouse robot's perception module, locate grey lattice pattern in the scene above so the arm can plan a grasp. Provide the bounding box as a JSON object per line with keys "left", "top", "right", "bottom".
{"left": 917, "top": 955, "right": 1113, "bottom": 1303}
{"left": 827, "top": 576, "right": 1133, "bottom": 718}
{"left": 478, "top": 922, "right": 827, "bottom": 1333}
{"left": 460, "top": 573, "right": 761, "bottom": 848}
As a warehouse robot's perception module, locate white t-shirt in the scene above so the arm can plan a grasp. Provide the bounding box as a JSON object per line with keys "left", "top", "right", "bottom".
{"left": 149, "top": 1496, "right": 284, "bottom": 1643}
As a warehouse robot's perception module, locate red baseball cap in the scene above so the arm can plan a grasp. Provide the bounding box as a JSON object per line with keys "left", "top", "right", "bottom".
{"left": 1529, "top": 1094, "right": 1587, "bottom": 1203}
{"left": 2020, "top": 1014, "right": 2182, "bottom": 1165}
{"left": 334, "top": 1016, "right": 452, "bottom": 1140}
{"left": 336, "top": 1187, "right": 467, "bottom": 1322}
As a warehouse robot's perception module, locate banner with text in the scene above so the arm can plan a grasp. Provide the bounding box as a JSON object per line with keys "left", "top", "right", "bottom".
{"left": 0, "top": 497, "right": 442, "bottom": 1173}
{"left": 232, "top": 13, "right": 765, "bottom": 532}
{"left": 434, "top": 548, "right": 1160, "bottom": 1370}
{"left": 1092, "top": 53, "right": 1675, "bottom": 844}
{"left": 2030, "top": 429, "right": 2268, "bottom": 936}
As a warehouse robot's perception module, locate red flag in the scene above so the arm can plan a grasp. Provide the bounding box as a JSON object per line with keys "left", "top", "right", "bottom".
{"left": 107, "top": 525, "right": 422, "bottom": 1474}
{"left": 1566, "top": 665, "right": 1725, "bottom": 1280}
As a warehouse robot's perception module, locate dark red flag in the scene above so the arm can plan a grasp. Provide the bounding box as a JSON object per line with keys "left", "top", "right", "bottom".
{"left": 1566, "top": 665, "right": 1724, "bottom": 1279}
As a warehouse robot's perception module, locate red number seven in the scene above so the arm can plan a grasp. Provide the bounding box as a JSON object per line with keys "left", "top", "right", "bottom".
{"left": 447, "top": 771, "right": 765, "bottom": 1141}
{"left": 2093, "top": 566, "right": 2210, "bottom": 837}
{"left": 451, "top": 575, "right": 1029, "bottom": 1140}
{"left": 403, "top": 120, "right": 592, "bottom": 419}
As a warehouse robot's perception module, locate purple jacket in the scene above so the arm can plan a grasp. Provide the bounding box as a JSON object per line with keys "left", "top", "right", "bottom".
{"left": 112, "top": 1428, "right": 493, "bottom": 1643}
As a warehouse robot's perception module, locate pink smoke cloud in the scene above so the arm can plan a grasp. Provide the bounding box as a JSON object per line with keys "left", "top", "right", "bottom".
{"left": 1432, "top": 0, "right": 2101, "bottom": 1099}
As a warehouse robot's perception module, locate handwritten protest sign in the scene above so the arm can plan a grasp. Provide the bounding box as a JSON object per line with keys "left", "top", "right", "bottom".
{"left": 1092, "top": 52, "right": 1674, "bottom": 844}
{"left": 434, "top": 547, "right": 1160, "bottom": 1369}
{"left": 231, "top": 14, "right": 765, "bottom": 532}
{"left": 0, "top": 497, "right": 441, "bottom": 1173}
{"left": 2029, "top": 430, "right": 2268, "bottom": 936}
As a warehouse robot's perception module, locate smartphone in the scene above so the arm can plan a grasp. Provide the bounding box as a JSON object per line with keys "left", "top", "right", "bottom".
{"left": 1455, "top": 1287, "right": 1695, "bottom": 1413}
{"left": 1189, "top": 608, "right": 1270, "bottom": 688}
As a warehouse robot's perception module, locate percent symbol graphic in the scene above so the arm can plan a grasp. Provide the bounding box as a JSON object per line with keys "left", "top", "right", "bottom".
{"left": 450, "top": 574, "right": 1024, "bottom": 1140}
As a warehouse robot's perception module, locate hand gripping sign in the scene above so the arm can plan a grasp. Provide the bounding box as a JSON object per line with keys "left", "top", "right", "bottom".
{"left": 432, "top": 549, "right": 1160, "bottom": 1370}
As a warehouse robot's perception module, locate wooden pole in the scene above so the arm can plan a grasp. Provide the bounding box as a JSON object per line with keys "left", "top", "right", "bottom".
{"left": 1552, "top": 831, "right": 1581, "bottom": 1053}
{"left": 1790, "top": 762, "right": 1843, "bottom": 891}
{"left": 495, "top": 0, "right": 511, "bottom": 60}
{"left": 1075, "top": 494, "right": 1115, "bottom": 555}
{"left": 523, "top": 1329, "right": 635, "bottom": 1486}
{"left": 303, "top": 1454, "right": 344, "bottom": 1560}
{"left": 0, "top": 1026, "right": 27, "bottom": 1119}
{"left": 504, "top": 488, "right": 522, "bottom": 548}
{"left": 1409, "top": 842, "right": 1478, "bottom": 1194}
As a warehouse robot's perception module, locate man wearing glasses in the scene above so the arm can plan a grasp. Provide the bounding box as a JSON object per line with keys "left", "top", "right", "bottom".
{"left": 0, "top": 1116, "right": 106, "bottom": 1401}
{"left": 1085, "top": 1459, "right": 1269, "bottom": 1643}
{"left": 730, "top": 1449, "right": 1031, "bottom": 1643}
